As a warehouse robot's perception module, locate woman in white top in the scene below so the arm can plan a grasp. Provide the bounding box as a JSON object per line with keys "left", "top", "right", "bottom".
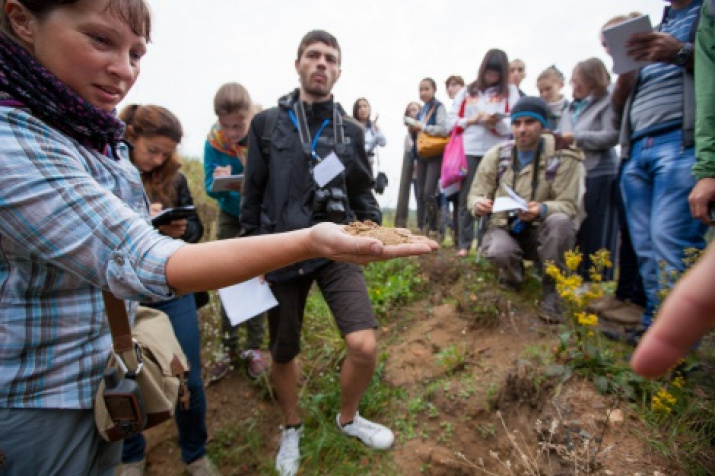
{"left": 447, "top": 49, "right": 520, "bottom": 257}
{"left": 352, "top": 97, "right": 386, "bottom": 169}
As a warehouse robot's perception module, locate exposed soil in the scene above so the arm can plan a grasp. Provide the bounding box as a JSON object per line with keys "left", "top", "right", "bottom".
{"left": 136, "top": 251, "right": 707, "bottom": 476}
{"left": 344, "top": 220, "right": 418, "bottom": 245}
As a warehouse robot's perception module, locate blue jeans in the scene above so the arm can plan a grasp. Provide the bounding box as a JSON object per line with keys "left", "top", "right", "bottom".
{"left": 621, "top": 129, "right": 707, "bottom": 328}
{"left": 122, "top": 294, "right": 207, "bottom": 465}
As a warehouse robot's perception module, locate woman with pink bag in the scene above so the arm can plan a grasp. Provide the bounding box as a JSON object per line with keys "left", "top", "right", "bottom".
{"left": 447, "top": 49, "right": 520, "bottom": 258}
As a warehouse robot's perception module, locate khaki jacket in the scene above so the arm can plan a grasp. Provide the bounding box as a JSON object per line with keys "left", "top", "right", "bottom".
{"left": 467, "top": 134, "right": 585, "bottom": 229}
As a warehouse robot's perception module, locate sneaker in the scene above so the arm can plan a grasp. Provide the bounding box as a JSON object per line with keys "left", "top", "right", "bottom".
{"left": 337, "top": 412, "right": 394, "bottom": 450}
{"left": 207, "top": 355, "right": 232, "bottom": 385}
{"left": 186, "top": 456, "right": 221, "bottom": 476}
{"left": 276, "top": 426, "right": 303, "bottom": 476}
{"left": 241, "top": 349, "right": 268, "bottom": 378}
{"left": 118, "top": 459, "right": 146, "bottom": 476}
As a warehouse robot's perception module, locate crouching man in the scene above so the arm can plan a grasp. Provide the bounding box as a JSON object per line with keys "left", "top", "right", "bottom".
{"left": 468, "top": 97, "right": 585, "bottom": 322}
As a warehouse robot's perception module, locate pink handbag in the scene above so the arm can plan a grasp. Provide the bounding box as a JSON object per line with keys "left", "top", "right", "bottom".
{"left": 441, "top": 99, "right": 468, "bottom": 188}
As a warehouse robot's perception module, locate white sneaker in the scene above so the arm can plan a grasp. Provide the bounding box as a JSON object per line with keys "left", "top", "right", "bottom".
{"left": 337, "top": 412, "right": 394, "bottom": 449}
{"left": 275, "top": 425, "right": 302, "bottom": 476}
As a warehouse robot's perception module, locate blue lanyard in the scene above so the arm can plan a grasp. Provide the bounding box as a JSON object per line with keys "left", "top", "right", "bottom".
{"left": 288, "top": 110, "right": 330, "bottom": 161}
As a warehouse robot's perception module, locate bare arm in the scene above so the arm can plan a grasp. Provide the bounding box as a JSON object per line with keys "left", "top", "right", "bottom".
{"left": 165, "top": 222, "right": 437, "bottom": 293}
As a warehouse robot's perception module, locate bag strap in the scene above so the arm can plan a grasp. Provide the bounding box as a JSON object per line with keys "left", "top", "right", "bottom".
{"left": 102, "top": 291, "right": 134, "bottom": 353}
{"left": 423, "top": 104, "right": 437, "bottom": 124}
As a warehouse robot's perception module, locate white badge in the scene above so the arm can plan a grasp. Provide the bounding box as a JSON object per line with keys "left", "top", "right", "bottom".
{"left": 313, "top": 151, "right": 345, "bottom": 188}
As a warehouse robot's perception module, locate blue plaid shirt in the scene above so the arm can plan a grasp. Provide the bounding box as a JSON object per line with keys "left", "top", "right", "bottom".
{"left": 0, "top": 106, "right": 185, "bottom": 409}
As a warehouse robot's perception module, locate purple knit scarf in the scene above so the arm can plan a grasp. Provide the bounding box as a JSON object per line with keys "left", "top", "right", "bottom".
{"left": 0, "top": 34, "right": 125, "bottom": 150}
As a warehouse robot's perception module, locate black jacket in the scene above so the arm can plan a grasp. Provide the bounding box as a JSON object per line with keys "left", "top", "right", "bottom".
{"left": 241, "top": 89, "right": 381, "bottom": 281}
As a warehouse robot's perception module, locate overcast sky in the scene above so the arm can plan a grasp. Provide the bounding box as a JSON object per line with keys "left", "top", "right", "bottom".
{"left": 121, "top": 0, "right": 665, "bottom": 208}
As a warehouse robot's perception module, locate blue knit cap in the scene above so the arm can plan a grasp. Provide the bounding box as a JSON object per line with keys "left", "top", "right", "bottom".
{"left": 510, "top": 96, "right": 549, "bottom": 128}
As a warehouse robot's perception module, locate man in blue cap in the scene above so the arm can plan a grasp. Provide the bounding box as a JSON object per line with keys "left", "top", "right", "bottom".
{"left": 467, "top": 96, "right": 585, "bottom": 322}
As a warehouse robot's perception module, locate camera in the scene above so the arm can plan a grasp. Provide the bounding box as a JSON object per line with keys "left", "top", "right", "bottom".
{"left": 313, "top": 182, "right": 348, "bottom": 223}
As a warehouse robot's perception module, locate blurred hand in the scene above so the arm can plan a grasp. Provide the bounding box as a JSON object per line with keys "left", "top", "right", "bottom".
{"left": 689, "top": 178, "right": 715, "bottom": 224}
{"left": 517, "top": 201, "right": 542, "bottom": 222}
{"left": 550, "top": 132, "right": 573, "bottom": 151}
{"left": 484, "top": 114, "right": 500, "bottom": 128}
{"left": 307, "top": 222, "right": 437, "bottom": 265}
{"left": 631, "top": 242, "right": 715, "bottom": 378}
{"left": 159, "top": 218, "right": 188, "bottom": 239}
{"left": 626, "top": 32, "right": 682, "bottom": 63}
{"left": 474, "top": 199, "right": 493, "bottom": 217}
{"left": 149, "top": 202, "right": 163, "bottom": 217}
{"left": 213, "top": 165, "right": 232, "bottom": 178}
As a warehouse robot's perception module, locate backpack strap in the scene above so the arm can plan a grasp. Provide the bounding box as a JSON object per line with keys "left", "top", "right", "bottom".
{"left": 260, "top": 107, "right": 281, "bottom": 158}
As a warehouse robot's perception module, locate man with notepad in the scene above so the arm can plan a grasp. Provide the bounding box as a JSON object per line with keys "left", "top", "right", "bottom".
{"left": 611, "top": 0, "right": 707, "bottom": 344}
{"left": 467, "top": 97, "right": 585, "bottom": 323}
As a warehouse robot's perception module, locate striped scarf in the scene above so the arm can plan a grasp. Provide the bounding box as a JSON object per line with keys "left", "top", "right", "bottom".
{"left": 207, "top": 123, "right": 247, "bottom": 159}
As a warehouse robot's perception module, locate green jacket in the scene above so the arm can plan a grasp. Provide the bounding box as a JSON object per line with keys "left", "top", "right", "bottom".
{"left": 693, "top": 0, "right": 715, "bottom": 179}
{"left": 468, "top": 134, "right": 585, "bottom": 229}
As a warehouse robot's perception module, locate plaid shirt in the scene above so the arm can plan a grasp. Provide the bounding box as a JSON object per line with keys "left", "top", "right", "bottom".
{"left": 0, "top": 106, "right": 185, "bottom": 409}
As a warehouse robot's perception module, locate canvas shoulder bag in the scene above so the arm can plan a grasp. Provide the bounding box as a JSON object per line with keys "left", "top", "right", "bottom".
{"left": 416, "top": 104, "right": 450, "bottom": 159}
{"left": 94, "top": 291, "right": 190, "bottom": 441}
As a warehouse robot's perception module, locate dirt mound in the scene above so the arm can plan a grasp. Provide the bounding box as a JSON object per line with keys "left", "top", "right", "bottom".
{"left": 344, "top": 220, "right": 418, "bottom": 245}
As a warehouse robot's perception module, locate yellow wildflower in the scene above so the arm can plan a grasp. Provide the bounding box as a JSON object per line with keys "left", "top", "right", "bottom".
{"left": 565, "top": 251, "right": 582, "bottom": 272}
{"left": 576, "top": 312, "right": 598, "bottom": 327}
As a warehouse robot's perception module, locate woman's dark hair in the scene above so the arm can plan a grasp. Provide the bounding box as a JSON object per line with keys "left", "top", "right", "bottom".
{"left": 352, "top": 97, "right": 370, "bottom": 124}
{"left": 573, "top": 57, "right": 611, "bottom": 99}
{"left": 1, "top": 0, "right": 152, "bottom": 41}
{"left": 468, "top": 49, "right": 509, "bottom": 97}
{"left": 119, "top": 104, "right": 182, "bottom": 206}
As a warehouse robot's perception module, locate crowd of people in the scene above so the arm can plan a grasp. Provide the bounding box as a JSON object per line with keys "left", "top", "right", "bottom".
{"left": 1, "top": 0, "right": 714, "bottom": 475}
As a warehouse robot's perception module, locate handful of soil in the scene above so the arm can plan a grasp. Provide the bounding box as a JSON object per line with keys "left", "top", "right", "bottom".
{"left": 344, "top": 220, "right": 420, "bottom": 245}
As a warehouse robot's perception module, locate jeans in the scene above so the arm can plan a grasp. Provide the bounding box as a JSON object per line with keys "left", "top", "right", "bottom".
{"left": 122, "top": 295, "right": 207, "bottom": 465}
{"left": 621, "top": 129, "right": 707, "bottom": 328}
{"left": 458, "top": 155, "right": 482, "bottom": 251}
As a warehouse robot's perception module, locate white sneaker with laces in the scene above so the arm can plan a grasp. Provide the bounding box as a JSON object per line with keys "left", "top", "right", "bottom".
{"left": 337, "top": 412, "right": 394, "bottom": 449}
{"left": 275, "top": 425, "right": 302, "bottom": 476}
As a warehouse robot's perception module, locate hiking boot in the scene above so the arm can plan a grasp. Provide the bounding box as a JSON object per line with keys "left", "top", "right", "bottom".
{"left": 241, "top": 349, "right": 268, "bottom": 379}
{"left": 538, "top": 286, "right": 563, "bottom": 324}
{"left": 118, "top": 459, "right": 145, "bottom": 476}
{"left": 587, "top": 295, "right": 627, "bottom": 313}
{"left": 337, "top": 412, "right": 394, "bottom": 450}
{"left": 600, "top": 302, "right": 644, "bottom": 326}
{"left": 276, "top": 425, "right": 303, "bottom": 476}
{"left": 186, "top": 456, "right": 221, "bottom": 476}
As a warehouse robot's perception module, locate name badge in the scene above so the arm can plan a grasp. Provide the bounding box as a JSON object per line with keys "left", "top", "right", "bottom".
{"left": 313, "top": 151, "right": 345, "bottom": 187}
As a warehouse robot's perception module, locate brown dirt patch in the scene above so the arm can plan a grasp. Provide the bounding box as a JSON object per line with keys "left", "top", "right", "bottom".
{"left": 344, "top": 219, "right": 419, "bottom": 245}
{"left": 140, "top": 252, "right": 690, "bottom": 475}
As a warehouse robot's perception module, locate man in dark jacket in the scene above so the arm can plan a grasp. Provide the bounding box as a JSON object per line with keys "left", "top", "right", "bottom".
{"left": 241, "top": 30, "right": 393, "bottom": 476}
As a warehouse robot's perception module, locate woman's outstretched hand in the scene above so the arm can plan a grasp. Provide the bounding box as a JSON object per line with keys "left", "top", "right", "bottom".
{"left": 308, "top": 222, "right": 438, "bottom": 265}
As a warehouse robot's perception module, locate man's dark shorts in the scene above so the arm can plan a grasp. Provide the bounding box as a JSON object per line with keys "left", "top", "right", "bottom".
{"left": 267, "top": 261, "right": 377, "bottom": 363}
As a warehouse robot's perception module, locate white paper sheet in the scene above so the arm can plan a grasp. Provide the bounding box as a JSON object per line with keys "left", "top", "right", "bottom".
{"left": 492, "top": 184, "right": 528, "bottom": 213}
{"left": 602, "top": 15, "right": 654, "bottom": 74}
{"left": 313, "top": 151, "right": 345, "bottom": 187}
{"left": 218, "top": 278, "right": 278, "bottom": 326}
